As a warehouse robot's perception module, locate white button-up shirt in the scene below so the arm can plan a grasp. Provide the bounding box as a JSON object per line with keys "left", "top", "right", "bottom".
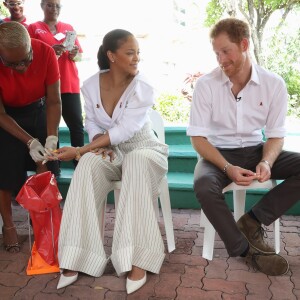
{"left": 82, "top": 70, "right": 155, "bottom": 145}
{"left": 187, "top": 63, "right": 288, "bottom": 148}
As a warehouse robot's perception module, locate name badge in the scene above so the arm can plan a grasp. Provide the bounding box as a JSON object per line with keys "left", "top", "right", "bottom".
{"left": 54, "top": 32, "right": 65, "bottom": 41}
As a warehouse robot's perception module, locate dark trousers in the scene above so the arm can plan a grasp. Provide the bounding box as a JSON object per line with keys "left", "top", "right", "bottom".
{"left": 61, "top": 93, "right": 84, "bottom": 148}
{"left": 194, "top": 144, "right": 300, "bottom": 257}
{"left": 0, "top": 99, "right": 59, "bottom": 192}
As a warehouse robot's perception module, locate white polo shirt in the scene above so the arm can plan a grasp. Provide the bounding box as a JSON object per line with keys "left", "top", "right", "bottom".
{"left": 187, "top": 63, "right": 288, "bottom": 148}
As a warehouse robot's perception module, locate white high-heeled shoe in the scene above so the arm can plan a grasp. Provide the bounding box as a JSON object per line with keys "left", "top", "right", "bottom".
{"left": 126, "top": 273, "right": 147, "bottom": 294}
{"left": 57, "top": 272, "right": 78, "bottom": 289}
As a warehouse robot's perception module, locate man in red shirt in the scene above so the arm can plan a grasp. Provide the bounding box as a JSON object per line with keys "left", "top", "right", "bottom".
{"left": 3, "top": 0, "right": 28, "bottom": 27}
{"left": 0, "top": 21, "right": 61, "bottom": 253}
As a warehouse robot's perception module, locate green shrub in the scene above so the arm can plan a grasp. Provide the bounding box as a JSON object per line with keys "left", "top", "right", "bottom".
{"left": 285, "top": 70, "right": 300, "bottom": 97}
{"left": 265, "top": 26, "right": 300, "bottom": 118}
{"left": 154, "top": 93, "right": 190, "bottom": 125}
{"left": 288, "top": 94, "right": 300, "bottom": 118}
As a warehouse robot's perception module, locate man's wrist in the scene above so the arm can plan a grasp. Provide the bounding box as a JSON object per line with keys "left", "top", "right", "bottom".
{"left": 260, "top": 159, "right": 272, "bottom": 168}
{"left": 223, "top": 162, "right": 232, "bottom": 174}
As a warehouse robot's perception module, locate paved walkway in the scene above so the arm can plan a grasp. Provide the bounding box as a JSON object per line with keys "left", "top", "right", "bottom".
{"left": 1, "top": 203, "right": 300, "bottom": 300}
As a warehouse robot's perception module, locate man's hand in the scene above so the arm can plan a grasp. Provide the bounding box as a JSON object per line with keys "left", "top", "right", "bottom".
{"left": 29, "top": 139, "right": 46, "bottom": 162}
{"left": 256, "top": 161, "right": 271, "bottom": 183}
{"left": 45, "top": 135, "right": 58, "bottom": 151}
{"left": 226, "top": 165, "right": 259, "bottom": 186}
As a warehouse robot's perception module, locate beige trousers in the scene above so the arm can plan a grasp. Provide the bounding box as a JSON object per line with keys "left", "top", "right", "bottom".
{"left": 58, "top": 123, "right": 169, "bottom": 277}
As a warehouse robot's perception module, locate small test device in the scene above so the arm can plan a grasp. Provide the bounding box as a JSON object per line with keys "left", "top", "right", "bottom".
{"left": 63, "top": 31, "right": 76, "bottom": 51}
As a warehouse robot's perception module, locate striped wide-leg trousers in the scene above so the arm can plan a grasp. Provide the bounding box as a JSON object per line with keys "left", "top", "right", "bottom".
{"left": 58, "top": 123, "right": 169, "bottom": 277}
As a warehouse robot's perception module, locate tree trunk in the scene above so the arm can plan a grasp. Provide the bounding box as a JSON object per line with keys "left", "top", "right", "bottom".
{"left": 251, "top": 27, "right": 263, "bottom": 65}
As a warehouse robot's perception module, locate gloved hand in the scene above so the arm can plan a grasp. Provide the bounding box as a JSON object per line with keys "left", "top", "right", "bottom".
{"left": 29, "top": 139, "right": 46, "bottom": 162}
{"left": 45, "top": 135, "right": 58, "bottom": 151}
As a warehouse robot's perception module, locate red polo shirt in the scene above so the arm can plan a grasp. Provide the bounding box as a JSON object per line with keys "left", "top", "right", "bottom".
{"left": 3, "top": 16, "right": 28, "bottom": 28}
{"left": 27, "top": 21, "right": 82, "bottom": 94}
{"left": 0, "top": 39, "right": 60, "bottom": 107}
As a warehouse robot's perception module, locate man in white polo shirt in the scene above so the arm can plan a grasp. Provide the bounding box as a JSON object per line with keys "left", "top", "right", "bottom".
{"left": 187, "top": 17, "right": 300, "bottom": 276}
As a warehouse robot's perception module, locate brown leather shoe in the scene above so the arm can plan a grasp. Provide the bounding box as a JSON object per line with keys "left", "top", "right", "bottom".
{"left": 237, "top": 213, "right": 275, "bottom": 254}
{"left": 246, "top": 246, "right": 289, "bottom": 276}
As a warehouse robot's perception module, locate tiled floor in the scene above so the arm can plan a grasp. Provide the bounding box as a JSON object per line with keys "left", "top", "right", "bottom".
{"left": 1, "top": 203, "right": 300, "bottom": 300}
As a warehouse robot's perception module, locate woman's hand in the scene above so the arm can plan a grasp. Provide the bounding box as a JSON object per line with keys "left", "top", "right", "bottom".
{"left": 91, "top": 147, "right": 115, "bottom": 162}
{"left": 92, "top": 133, "right": 104, "bottom": 141}
{"left": 52, "top": 44, "right": 66, "bottom": 57}
{"left": 44, "top": 146, "right": 76, "bottom": 163}
{"left": 68, "top": 45, "right": 79, "bottom": 61}
{"left": 55, "top": 147, "right": 77, "bottom": 161}
{"left": 43, "top": 146, "right": 116, "bottom": 163}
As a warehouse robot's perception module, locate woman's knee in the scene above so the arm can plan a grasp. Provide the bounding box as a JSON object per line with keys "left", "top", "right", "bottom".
{"left": 124, "top": 150, "right": 151, "bottom": 165}
{"left": 77, "top": 152, "right": 103, "bottom": 171}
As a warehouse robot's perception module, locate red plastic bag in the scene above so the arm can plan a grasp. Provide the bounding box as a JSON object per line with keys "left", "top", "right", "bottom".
{"left": 16, "top": 171, "right": 63, "bottom": 266}
{"left": 16, "top": 171, "right": 62, "bottom": 212}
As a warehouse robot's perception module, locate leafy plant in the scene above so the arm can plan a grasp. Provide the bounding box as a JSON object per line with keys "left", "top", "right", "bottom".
{"left": 181, "top": 72, "right": 203, "bottom": 102}
{"left": 204, "top": 1, "right": 300, "bottom": 118}
{"left": 0, "top": 3, "right": 9, "bottom": 17}
{"left": 288, "top": 95, "right": 300, "bottom": 118}
{"left": 154, "top": 93, "right": 191, "bottom": 125}
{"left": 265, "top": 25, "right": 300, "bottom": 117}
{"left": 154, "top": 72, "right": 203, "bottom": 124}
{"left": 204, "top": 0, "right": 300, "bottom": 66}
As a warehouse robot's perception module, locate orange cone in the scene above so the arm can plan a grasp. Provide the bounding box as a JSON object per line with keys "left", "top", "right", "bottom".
{"left": 26, "top": 242, "right": 60, "bottom": 275}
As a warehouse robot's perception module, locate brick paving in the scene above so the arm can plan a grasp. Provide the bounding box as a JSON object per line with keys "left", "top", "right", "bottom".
{"left": 1, "top": 203, "right": 300, "bottom": 300}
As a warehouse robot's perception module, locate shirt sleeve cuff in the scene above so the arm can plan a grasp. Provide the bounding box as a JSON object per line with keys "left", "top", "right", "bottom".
{"left": 264, "top": 128, "right": 287, "bottom": 138}
{"left": 108, "top": 127, "right": 123, "bottom": 146}
{"left": 186, "top": 125, "right": 210, "bottom": 137}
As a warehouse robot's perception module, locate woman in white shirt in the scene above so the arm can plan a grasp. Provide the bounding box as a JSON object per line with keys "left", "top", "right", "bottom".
{"left": 53, "top": 29, "right": 169, "bottom": 294}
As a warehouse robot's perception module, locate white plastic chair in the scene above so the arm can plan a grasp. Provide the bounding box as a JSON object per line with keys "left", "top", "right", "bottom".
{"left": 200, "top": 179, "right": 280, "bottom": 260}
{"left": 101, "top": 109, "right": 175, "bottom": 253}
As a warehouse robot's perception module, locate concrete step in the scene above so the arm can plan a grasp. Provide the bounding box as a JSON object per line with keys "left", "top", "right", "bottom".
{"left": 56, "top": 170, "right": 195, "bottom": 195}
{"left": 59, "top": 143, "right": 198, "bottom": 172}
{"left": 165, "top": 126, "right": 190, "bottom": 145}
{"left": 56, "top": 168, "right": 198, "bottom": 208}
{"left": 58, "top": 126, "right": 191, "bottom": 145}
{"left": 56, "top": 126, "right": 300, "bottom": 214}
{"left": 56, "top": 169, "right": 299, "bottom": 213}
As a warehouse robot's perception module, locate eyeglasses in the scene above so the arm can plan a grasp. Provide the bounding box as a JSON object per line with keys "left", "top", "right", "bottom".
{"left": 45, "top": 3, "right": 62, "bottom": 10}
{"left": 0, "top": 48, "right": 33, "bottom": 69}
{"left": 5, "top": 1, "right": 24, "bottom": 8}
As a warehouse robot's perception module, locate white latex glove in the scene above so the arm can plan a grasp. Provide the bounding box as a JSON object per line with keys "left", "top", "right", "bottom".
{"left": 45, "top": 135, "right": 58, "bottom": 151}
{"left": 29, "top": 139, "right": 46, "bottom": 162}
